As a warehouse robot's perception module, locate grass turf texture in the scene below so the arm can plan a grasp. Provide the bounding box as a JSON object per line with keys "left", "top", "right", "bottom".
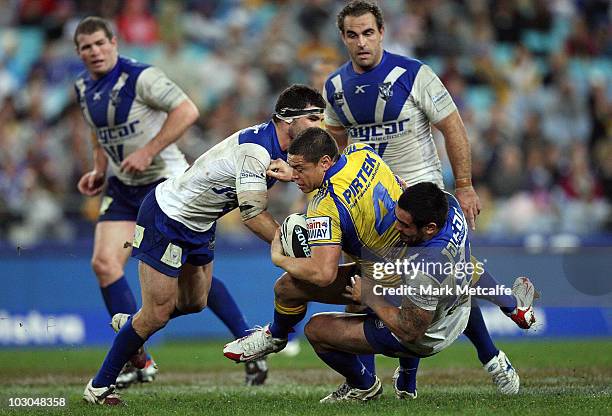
{"left": 0, "top": 339, "right": 610, "bottom": 415}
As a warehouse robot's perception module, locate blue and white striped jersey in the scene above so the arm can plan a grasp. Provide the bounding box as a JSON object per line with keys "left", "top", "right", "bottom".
{"left": 323, "top": 51, "right": 456, "bottom": 187}
{"left": 75, "top": 56, "right": 189, "bottom": 186}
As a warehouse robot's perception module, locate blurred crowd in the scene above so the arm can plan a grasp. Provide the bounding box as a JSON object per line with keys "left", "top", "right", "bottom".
{"left": 0, "top": 0, "right": 610, "bottom": 245}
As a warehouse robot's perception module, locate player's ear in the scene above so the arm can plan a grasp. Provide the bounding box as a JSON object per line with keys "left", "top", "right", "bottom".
{"left": 319, "top": 155, "right": 333, "bottom": 171}
{"left": 423, "top": 222, "right": 438, "bottom": 236}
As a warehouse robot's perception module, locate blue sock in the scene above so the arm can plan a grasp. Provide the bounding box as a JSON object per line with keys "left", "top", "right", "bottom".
{"left": 207, "top": 276, "right": 250, "bottom": 339}
{"left": 100, "top": 276, "right": 138, "bottom": 317}
{"left": 475, "top": 270, "right": 517, "bottom": 314}
{"left": 358, "top": 354, "right": 376, "bottom": 380}
{"left": 316, "top": 351, "right": 375, "bottom": 390}
{"left": 269, "top": 302, "right": 306, "bottom": 339}
{"left": 397, "top": 357, "right": 419, "bottom": 393}
{"left": 464, "top": 301, "right": 499, "bottom": 364}
{"left": 92, "top": 317, "right": 145, "bottom": 388}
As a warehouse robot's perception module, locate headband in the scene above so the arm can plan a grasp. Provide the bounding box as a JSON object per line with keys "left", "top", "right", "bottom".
{"left": 274, "top": 107, "right": 324, "bottom": 122}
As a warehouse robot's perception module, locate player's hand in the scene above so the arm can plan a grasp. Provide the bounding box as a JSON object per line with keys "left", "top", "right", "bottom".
{"left": 120, "top": 147, "right": 154, "bottom": 174}
{"left": 266, "top": 159, "right": 293, "bottom": 182}
{"left": 344, "top": 274, "right": 362, "bottom": 303}
{"left": 77, "top": 170, "right": 105, "bottom": 196}
{"left": 455, "top": 186, "right": 482, "bottom": 231}
{"left": 270, "top": 228, "right": 286, "bottom": 266}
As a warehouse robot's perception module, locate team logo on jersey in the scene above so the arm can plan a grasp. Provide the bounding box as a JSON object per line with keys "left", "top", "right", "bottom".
{"left": 109, "top": 89, "right": 121, "bottom": 106}
{"left": 93, "top": 91, "right": 102, "bottom": 101}
{"left": 333, "top": 91, "right": 345, "bottom": 106}
{"left": 306, "top": 216, "right": 332, "bottom": 242}
{"left": 161, "top": 243, "right": 182, "bottom": 268}
{"left": 378, "top": 82, "right": 393, "bottom": 101}
{"left": 354, "top": 84, "right": 370, "bottom": 94}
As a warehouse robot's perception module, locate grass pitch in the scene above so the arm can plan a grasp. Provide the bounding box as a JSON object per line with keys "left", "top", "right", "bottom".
{"left": 0, "top": 339, "right": 610, "bottom": 415}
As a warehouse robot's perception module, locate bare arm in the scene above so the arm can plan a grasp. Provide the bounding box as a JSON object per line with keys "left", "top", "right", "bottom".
{"left": 326, "top": 124, "right": 349, "bottom": 153}
{"left": 77, "top": 132, "right": 108, "bottom": 196}
{"left": 434, "top": 110, "right": 481, "bottom": 230}
{"left": 120, "top": 99, "right": 199, "bottom": 173}
{"left": 243, "top": 210, "right": 279, "bottom": 244}
{"left": 272, "top": 233, "right": 342, "bottom": 287}
{"left": 352, "top": 276, "right": 433, "bottom": 344}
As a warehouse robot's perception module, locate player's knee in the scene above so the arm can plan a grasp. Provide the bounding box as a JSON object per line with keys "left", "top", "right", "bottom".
{"left": 304, "top": 315, "right": 326, "bottom": 345}
{"left": 91, "top": 255, "right": 121, "bottom": 282}
{"left": 274, "top": 273, "right": 295, "bottom": 300}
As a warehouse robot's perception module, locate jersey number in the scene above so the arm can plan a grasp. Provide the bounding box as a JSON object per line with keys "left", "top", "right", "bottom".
{"left": 104, "top": 145, "right": 125, "bottom": 164}
{"left": 370, "top": 142, "right": 388, "bottom": 158}
{"left": 372, "top": 182, "right": 395, "bottom": 235}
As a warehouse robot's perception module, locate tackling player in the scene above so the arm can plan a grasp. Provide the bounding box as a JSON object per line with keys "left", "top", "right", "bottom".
{"left": 74, "top": 16, "right": 269, "bottom": 387}
{"left": 82, "top": 84, "right": 326, "bottom": 405}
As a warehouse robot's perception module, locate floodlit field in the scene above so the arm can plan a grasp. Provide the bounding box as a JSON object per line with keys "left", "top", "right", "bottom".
{"left": 1, "top": 339, "right": 610, "bottom": 415}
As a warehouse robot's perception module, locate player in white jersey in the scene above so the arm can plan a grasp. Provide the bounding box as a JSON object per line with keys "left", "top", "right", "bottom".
{"left": 322, "top": 1, "right": 525, "bottom": 396}
{"left": 82, "top": 84, "right": 326, "bottom": 405}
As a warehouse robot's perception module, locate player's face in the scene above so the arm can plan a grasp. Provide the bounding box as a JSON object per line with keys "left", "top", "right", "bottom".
{"left": 341, "top": 13, "right": 384, "bottom": 73}
{"left": 288, "top": 154, "right": 326, "bottom": 194}
{"left": 287, "top": 109, "right": 324, "bottom": 140}
{"left": 76, "top": 30, "right": 118, "bottom": 79}
{"left": 394, "top": 206, "right": 426, "bottom": 246}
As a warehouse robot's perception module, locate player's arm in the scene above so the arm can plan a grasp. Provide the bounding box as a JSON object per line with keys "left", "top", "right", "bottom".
{"left": 271, "top": 233, "right": 342, "bottom": 287}
{"left": 240, "top": 191, "right": 279, "bottom": 243}
{"left": 121, "top": 68, "right": 199, "bottom": 174}
{"left": 77, "top": 131, "right": 108, "bottom": 196}
{"left": 349, "top": 276, "right": 433, "bottom": 344}
{"left": 434, "top": 111, "right": 481, "bottom": 230}
{"left": 414, "top": 64, "right": 481, "bottom": 229}
{"left": 323, "top": 84, "right": 349, "bottom": 152}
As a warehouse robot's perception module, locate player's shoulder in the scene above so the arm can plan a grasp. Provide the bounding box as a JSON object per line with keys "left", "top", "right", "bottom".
{"left": 118, "top": 55, "right": 150, "bottom": 73}
{"left": 343, "top": 142, "right": 376, "bottom": 156}
{"left": 383, "top": 51, "right": 424, "bottom": 76}
{"left": 236, "top": 120, "right": 285, "bottom": 160}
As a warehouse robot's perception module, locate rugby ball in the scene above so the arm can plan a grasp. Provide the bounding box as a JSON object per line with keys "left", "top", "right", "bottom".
{"left": 280, "top": 213, "right": 311, "bottom": 258}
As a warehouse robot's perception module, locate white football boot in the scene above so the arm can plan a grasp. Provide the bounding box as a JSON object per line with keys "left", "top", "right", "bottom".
{"left": 484, "top": 350, "right": 520, "bottom": 394}
{"left": 223, "top": 324, "right": 287, "bottom": 362}
{"left": 83, "top": 379, "right": 122, "bottom": 405}
{"left": 507, "top": 277, "right": 538, "bottom": 329}
{"left": 319, "top": 376, "right": 383, "bottom": 403}
{"left": 392, "top": 367, "right": 417, "bottom": 399}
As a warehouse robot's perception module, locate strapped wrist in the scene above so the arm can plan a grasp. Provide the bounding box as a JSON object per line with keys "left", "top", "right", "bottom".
{"left": 455, "top": 178, "right": 472, "bottom": 189}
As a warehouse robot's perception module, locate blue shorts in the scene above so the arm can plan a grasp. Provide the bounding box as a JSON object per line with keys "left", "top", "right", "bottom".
{"left": 363, "top": 313, "right": 420, "bottom": 358}
{"left": 131, "top": 191, "right": 216, "bottom": 277}
{"left": 98, "top": 177, "right": 166, "bottom": 222}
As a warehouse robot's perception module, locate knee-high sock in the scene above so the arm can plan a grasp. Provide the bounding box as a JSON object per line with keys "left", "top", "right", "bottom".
{"left": 396, "top": 357, "right": 419, "bottom": 393}
{"left": 316, "top": 350, "right": 376, "bottom": 390}
{"left": 269, "top": 301, "right": 306, "bottom": 339}
{"left": 358, "top": 354, "right": 376, "bottom": 381}
{"left": 474, "top": 270, "right": 517, "bottom": 314}
{"left": 100, "top": 276, "right": 138, "bottom": 317}
{"left": 92, "top": 317, "right": 145, "bottom": 388}
{"left": 207, "top": 276, "right": 250, "bottom": 339}
{"left": 464, "top": 301, "right": 499, "bottom": 364}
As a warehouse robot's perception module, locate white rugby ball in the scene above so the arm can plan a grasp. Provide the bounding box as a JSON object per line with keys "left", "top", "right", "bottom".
{"left": 280, "top": 213, "right": 311, "bottom": 258}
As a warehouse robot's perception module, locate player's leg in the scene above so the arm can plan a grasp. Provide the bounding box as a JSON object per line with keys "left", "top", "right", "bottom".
{"left": 207, "top": 276, "right": 250, "bottom": 339}
{"left": 92, "top": 221, "right": 138, "bottom": 317}
{"left": 84, "top": 262, "right": 177, "bottom": 404}
{"left": 464, "top": 299, "right": 519, "bottom": 394}
{"left": 304, "top": 313, "right": 382, "bottom": 402}
{"left": 269, "top": 263, "right": 356, "bottom": 339}
{"left": 223, "top": 264, "right": 356, "bottom": 362}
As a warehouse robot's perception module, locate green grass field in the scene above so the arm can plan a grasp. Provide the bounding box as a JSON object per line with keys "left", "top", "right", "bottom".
{"left": 0, "top": 339, "right": 610, "bottom": 415}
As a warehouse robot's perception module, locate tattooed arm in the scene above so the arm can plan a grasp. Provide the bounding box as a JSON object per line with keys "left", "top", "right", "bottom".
{"left": 353, "top": 276, "right": 434, "bottom": 344}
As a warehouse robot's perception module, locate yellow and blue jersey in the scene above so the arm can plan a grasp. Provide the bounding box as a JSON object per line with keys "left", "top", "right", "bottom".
{"left": 306, "top": 143, "right": 403, "bottom": 280}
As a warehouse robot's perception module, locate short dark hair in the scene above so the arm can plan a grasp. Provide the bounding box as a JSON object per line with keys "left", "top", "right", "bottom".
{"left": 274, "top": 84, "right": 326, "bottom": 119}
{"left": 337, "top": 1, "right": 384, "bottom": 33}
{"left": 288, "top": 127, "right": 339, "bottom": 164}
{"left": 74, "top": 16, "right": 114, "bottom": 48}
{"left": 397, "top": 182, "right": 448, "bottom": 229}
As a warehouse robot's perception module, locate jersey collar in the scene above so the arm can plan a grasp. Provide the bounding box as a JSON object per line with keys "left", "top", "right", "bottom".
{"left": 323, "top": 154, "right": 347, "bottom": 181}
